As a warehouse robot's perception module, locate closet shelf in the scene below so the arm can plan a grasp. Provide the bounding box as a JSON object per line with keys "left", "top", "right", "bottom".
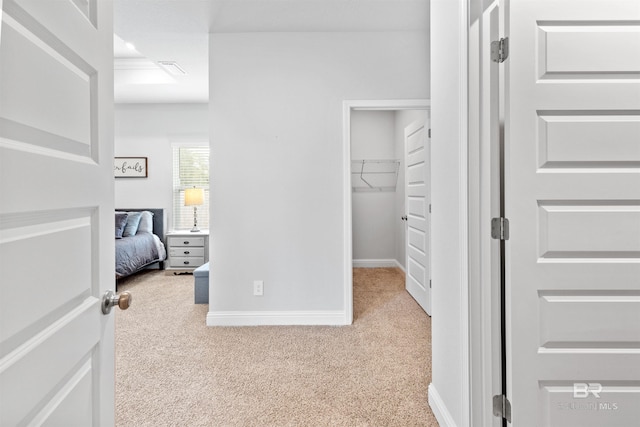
{"left": 351, "top": 159, "right": 400, "bottom": 192}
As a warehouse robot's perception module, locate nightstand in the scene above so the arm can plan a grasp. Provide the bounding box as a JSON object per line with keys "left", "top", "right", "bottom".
{"left": 165, "top": 230, "right": 209, "bottom": 273}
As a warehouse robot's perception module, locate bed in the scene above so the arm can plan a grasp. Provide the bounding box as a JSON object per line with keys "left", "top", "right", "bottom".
{"left": 115, "top": 208, "right": 167, "bottom": 279}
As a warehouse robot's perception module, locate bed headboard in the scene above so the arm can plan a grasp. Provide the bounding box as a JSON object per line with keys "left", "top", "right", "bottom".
{"left": 116, "top": 208, "right": 164, "bottom": 243}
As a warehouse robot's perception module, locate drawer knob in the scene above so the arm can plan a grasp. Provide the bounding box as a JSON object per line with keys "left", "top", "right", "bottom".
{"left": 183, "top": 261, "right": 190, "bottom": 265}
{"left": 183, "top": 241, "right": 190, "bottom": 245}
{"left": 184, "top": 251, "right": 190, "bottom": 254}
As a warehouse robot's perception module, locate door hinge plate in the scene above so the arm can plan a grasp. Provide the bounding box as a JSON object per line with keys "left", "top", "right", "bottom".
{"left": 428, "top": 128, "right": 431, "bottom": 138}
{"left": 491, "top": 37, "right": 509, "bottom": 63}
{"left": 493, "top": 395, "right": 512, "bottom": 422}
{"left": 491, "top": 217, "right": 510, "bottom": 240}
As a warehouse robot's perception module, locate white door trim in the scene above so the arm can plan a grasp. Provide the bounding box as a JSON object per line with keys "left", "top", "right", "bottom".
{"left": 458, "top": 3, "right": 471, "bottom": 426}
{"left": 468, "top": 1, "right": 505, "bottom": 426}
{"left": 342, "top": 99, "right": 431, "bottom": 325}
{"left": 429, "top": 0, "right": 503, "bottom": 425}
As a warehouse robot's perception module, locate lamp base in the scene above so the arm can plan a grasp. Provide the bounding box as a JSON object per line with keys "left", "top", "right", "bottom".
{"left": 190, "top": 205, "right": 200, "bottom": 232}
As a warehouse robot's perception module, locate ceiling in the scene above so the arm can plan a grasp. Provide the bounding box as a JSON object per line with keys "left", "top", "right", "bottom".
{"left": 113, "top": 0, "right": 430, "bottom": 104}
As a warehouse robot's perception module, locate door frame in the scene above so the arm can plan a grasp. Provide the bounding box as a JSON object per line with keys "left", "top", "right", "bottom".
{"left": 468, "top": 1, "right": 504, "bottom": 426}
{"left": 426, "top": 1, "right": 504, "bottom": 426}
{"left": 342, "top": 99, "right": 430, "bottom": 324}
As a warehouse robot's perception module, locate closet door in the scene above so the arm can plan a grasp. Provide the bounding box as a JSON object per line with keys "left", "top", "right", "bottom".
{"left": 405, "top": 119, "right": 431, "bottom": 315}
{"left": 505, "top": 0, "right": 640, "bottom": 425}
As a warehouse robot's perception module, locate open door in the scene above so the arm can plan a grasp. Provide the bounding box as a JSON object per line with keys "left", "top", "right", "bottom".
{"left": 405, "top": 118, "right": 431, "bottom": 315}
{"left": 505, "top": 0, "right": 640, "bottom": 425}
{"left": 0, "top": 0, "right": 116, "bottom": 425}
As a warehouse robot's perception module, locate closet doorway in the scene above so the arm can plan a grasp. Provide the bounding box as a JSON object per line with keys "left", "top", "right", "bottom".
{"left": 343, "top": 100, "right": 431, "bottom": 321}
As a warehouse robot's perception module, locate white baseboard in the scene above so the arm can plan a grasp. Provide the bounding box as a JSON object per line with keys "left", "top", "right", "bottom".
{"left": 428, "top": 383, "right": 458, "bottom": 427}
{"left": 206, "top": 310, "right": 346, "bottom": 326}
{"left": 353, "top": 259, "right": 405, "bottom": 272}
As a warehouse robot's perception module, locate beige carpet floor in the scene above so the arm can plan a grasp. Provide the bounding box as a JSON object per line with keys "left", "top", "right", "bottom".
{"left": 115, "top": 268, "right": 437, "bottom": 427}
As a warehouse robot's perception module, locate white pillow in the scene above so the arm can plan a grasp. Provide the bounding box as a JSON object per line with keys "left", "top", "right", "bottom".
{"left": 122, "top": 212, "right": 142, "bottom": 237}
{"left": 136, "top": 210, "right": 154, "bottom": 234}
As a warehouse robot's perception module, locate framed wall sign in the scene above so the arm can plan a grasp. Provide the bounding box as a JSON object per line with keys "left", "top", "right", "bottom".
{"left": 114, "top": 157, "right": 148, "bottom": 178}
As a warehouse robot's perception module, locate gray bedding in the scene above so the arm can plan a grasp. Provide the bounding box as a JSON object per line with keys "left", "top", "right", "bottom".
{"left": 115, "top": 232, "right": 165, "bottom": 278}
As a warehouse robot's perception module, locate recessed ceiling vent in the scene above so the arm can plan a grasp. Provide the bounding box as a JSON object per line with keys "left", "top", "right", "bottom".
{"left": 157, "top": 61, "right": 187, "bottom": 76}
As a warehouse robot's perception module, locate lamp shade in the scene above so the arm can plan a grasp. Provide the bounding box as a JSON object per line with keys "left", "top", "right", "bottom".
{"left": 184, "top": 187, "right": 204, "bottom": 206}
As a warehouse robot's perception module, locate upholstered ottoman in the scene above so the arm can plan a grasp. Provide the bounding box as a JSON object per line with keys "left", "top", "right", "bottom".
{"left": 193, "top": 262, "right": 209, "bottom": 304}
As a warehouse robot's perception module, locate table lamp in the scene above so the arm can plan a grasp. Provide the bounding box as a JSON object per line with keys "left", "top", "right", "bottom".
{"left": 184, "top": 187, "right": 204, "bottom": 232}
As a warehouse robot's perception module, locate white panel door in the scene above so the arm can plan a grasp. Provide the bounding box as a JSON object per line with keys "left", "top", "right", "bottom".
{"left": 505, "top": 1, "right": 640, "bottom": 426}
{"left": 0, "top": 0, "right": 114, "bottom": 425}
{"left": 405, "top": 119, "right": 431, "bottom": 315}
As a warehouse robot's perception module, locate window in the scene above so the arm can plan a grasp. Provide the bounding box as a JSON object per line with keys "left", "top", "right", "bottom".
{"left": 172, "top": 144, "right": 210, "bottom": 230}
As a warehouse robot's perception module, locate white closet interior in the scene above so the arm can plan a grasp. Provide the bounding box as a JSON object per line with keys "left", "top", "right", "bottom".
{"left": 351, "top": 109, "right": 428, "bottom": 271}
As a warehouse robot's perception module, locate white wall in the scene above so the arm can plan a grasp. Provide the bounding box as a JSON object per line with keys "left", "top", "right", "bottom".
{"left": 114, "top": 103, "right": 209, "bottom": 233}
{"left": 208, "top": 31, "right": 429, "bottom": 324}
{"left": 428, "top": 1, "right": 470, "bottom": 427}
{"left": 351, "top": 110, "right": 396, "bottom": 263}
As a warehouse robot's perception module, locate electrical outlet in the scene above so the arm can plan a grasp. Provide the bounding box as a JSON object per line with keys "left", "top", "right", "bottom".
{"left": 253, "top": 280, "right": 264, "bottom": 296}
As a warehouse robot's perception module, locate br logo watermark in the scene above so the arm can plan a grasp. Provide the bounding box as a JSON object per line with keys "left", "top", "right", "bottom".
{"left": 556, "top": 383, "right": 619, "bottom": 412}
{"left": 573, "top": 383, "right": 602, "bottom": 399}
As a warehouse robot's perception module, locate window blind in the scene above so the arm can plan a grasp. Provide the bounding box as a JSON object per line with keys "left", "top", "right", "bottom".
{"left": 172, "top": 144, "right": 210, "bottom": 230}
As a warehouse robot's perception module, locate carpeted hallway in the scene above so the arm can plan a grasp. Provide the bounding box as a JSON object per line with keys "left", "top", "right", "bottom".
{"left": 115, "top": 267, "right": 437, "bottom": 426}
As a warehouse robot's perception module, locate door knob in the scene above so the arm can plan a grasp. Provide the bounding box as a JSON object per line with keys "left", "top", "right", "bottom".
{"left": 401, "top": 215, "right": 408, "bottom": 221}
{"left": 102, "top": 290, "right": 132, "bottom": 315}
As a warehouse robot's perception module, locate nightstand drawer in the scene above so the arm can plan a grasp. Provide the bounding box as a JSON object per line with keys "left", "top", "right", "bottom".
{"left": 169, "top": 247, "right": 205, "bottom": 257}
{"left": 167, "top": 237, "right": 205, "bottom": 247}
{"left": 165, "top": 231, "right": 209, "bottom": 273}
{"left": 169, "top": 256, "right": 205, "bottom": 268}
